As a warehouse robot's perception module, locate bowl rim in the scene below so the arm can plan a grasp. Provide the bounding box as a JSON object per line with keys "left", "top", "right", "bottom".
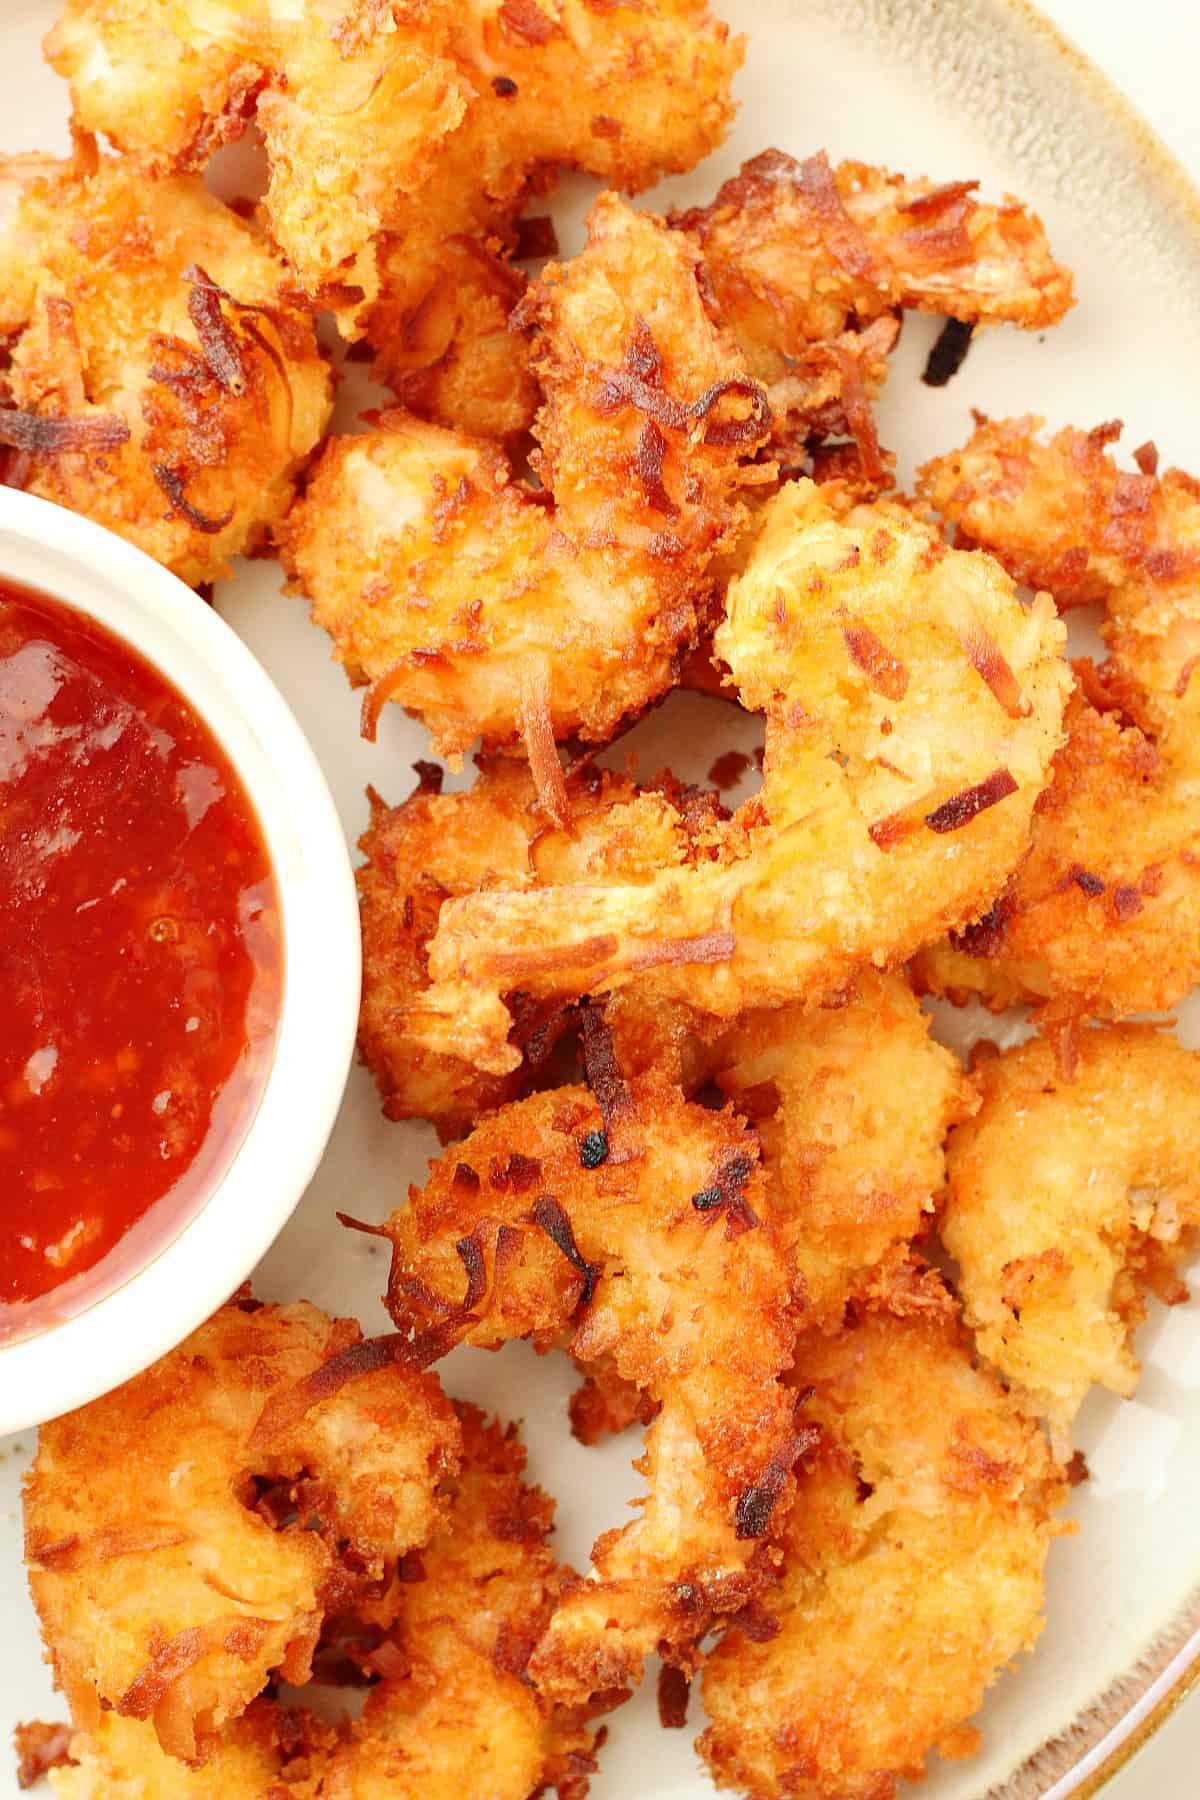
{"left": 0, "top": 487, "right": 360, "bottom": 1435}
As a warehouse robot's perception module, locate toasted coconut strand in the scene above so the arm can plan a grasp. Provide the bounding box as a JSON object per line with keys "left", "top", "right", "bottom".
{"left": 24, "top": 1300, "right": 459, "bottom": 1761}
{"left": 15, "top": 1720, "right": 72, "bottom": 1790}
{"left": 0, "top": 149, "right": 331, "bottom": 585}
{"left": 914, "top": 417, "right": 1200, "bottom": 1017}
{"left": 282, "top": 195, "right": 768, "bottom": 761}
{"left": 413, "top": 482, "right": 1068, "bottom": 1077}
{"left": 944, "top": 1027, "right": 1200, "bottom": 1450}
{"left": 382, "top": 1079, "right": 797, "bottom": 1700}
{"left": 699, "top": 1268, "right": 1067, "bottom": 1800}
{"left": 521, "top": 669, "right": 571, "bottom": 829}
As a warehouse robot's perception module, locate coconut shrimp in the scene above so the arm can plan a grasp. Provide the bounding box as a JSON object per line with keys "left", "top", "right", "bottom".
{"left": 914, "top": 419, "right": 1200, "bottom": 1018}
{"left": 321, "top": 1403, "right": 604, "bottom": 1799}
{"left": 47, "top": 0, "right": 740, "bottom": 320}
{"left": 943, "top": 1028, "right": 1200, "bottom": 1447}
{"left": 24, "top": 1297, "right": 460, "bottom": 1763}
{"left": 283, "top": 194, "right": 770, "bottom": 793}
{"left": 406, "top": 478, "right": 1069, "bottom": 1077}
{"left": 49, "top": 1705, "right": 335, "bottom": 1799}
{"left": 379, "top": 1072, "right": 798, "bottom": 1702}
{"left": 0, "top": 147, "right": 331, "bottom": 585}
{"left": 699, "top": 1265, "right": 1066, "bottom": 1800}
{"left": 357, "top": 758, "right": 729, "bottom": 1135}
{"left": 674, "top": 150, "right": 1074, "bottom": 474}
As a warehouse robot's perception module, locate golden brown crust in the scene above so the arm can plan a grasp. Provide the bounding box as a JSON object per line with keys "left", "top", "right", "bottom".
{"left": 409, "top": 480, "right": 1069, "bottom": 1075}
{"left": 24, "top": 1299, "right": 460, "bottom": 1763}
{"left": 943, "top": 1027, "right": 1200, "bottom": 1446}
{"left": 381, "top": 1077, "right": 798, "bottom": 1701}
{"left": 0, "top": 148, "right": 331, "bottom": 584}
{"left": 698, "top": 1268, "right": 1066, "bottom": 1800}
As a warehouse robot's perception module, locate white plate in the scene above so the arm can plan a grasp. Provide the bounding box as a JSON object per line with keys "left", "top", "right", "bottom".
{"left": 4, "top": 2, "right": 1200, "bottom": 1795}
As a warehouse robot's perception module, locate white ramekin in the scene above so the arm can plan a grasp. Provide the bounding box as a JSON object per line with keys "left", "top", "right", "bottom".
{"left": 0, "top": 488, "right": 359, "bottom": 1436}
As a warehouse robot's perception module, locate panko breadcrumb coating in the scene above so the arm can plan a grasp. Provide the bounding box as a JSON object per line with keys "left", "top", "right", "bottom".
{"left": 675, "top": 151, "right": 1074, "bottom": 471}
{"left": 943, "top": 1028, "right": 1200, "bottom": 1446}
{"left": 0, "top": 145, "right": 331, "bottom": 585}
{"left": 47, "top": 0, "right": 741, "bottom": 325}
{"left": 283, "top": 194, "right": 769, "bottom": 780}
{"left": 699, "top": 1266, "right": 1067, "bottom": 1800}
{"left": 709, "top": 972, "right": 974, "bottom": 1326}
{"left": 381, "top": 1075, "right": 797, "bottom": 1701}
{"left": 410, "top": 478, "right": 1069, "bottom": 1076}
{"left": 24, "top": 1298, "right": 460, "bottom": 1764}
{"left": 914, "top": 418, "right": 1200, "bottom": 1018}
{"left": 322, "top": 1403, "right": 603, "bottom": 1800}
{"left": 357, "top": 759, "right": 727, "bottom": 1135}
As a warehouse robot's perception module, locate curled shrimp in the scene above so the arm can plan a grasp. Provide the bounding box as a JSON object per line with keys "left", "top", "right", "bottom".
{"left": 282, "top": 194, "right": 770, "bottom": 807}
{"left": 378, "top": 1065, "right": 798, "bottom": 1703}
{"left": 24, "top": 1297, "right": 460, "bottom": 1763}
{"left": 943, "top": 1026, "right": 1200, "bottom": 1449}
{"left": 405, "top": 477, "right": 1069, "bottom": 1076}
{"left": 698, "top": 1265, "right": 1066, "bottom": 1800}
{"left": 915, "top": 417, "right": 1200, "bottom": 1018}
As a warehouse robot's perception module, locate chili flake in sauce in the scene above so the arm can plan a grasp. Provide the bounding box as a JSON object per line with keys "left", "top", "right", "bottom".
{"left": 0, "top": 583, "right": 281, "bottom": 1338}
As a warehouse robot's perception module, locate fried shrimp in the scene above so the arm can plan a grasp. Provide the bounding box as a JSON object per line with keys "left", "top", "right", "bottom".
{"left": 358, "top": 759, "right": 728, "bottom": 1134}
{"left": 674, "top": 150, "right": 1074, "bottom": 471}
{"left": 283, "top": 195, "right": 769, "bottom": 785}
{"left": 914, "top": 419, "right": 1200, "bottom": 1018}
{"left": 0, "top": 147, "right": 331, "bottom": 585}
{"left": 24, "top": 1298, "right": 460, "bottom": 1763}
{"left": 322, "top": 1403, "right": 603, "bottom": 1799}
{"left": 379, "top": 1074, "right": 798, "bottom": 1701}
{"left": 44, "top": 0, "right": 470, "bottom": 298}
{"left": 943, "top": 1028, "right": 1200, "bottom": 1446}
{"left": 708, "top": 972, "right": 974, "bottom": 1327}
{"left": 407, "top": 478, "right": 1069, "bottom": 1076}
{"left": 48, "top": 1705, "right": 335, "bottom": 1799}
{"left": 699, "top": 1266, "right": 1066, "bottom": 1800}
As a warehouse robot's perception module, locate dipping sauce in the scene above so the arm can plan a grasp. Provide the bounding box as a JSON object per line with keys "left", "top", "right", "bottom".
{"left": 0, "top": 583, "right": 281, "bottom": 1340}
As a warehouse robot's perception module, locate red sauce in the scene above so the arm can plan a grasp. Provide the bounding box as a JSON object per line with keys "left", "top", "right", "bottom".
{"left": 0, "top": 583, "right": 281, "bottom": 1341}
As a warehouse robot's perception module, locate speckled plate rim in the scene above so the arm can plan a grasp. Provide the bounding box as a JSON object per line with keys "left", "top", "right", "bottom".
{"left": 953, "top": 5, "right": 1200, "bottom": 1793}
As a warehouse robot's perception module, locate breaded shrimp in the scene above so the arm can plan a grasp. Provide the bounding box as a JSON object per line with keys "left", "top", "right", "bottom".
{"left": 283, "top": 195, "right": 769, "bottom": 783}
{"left": 49, "top": 1705, "right": 334, "bottom": 1799}
{"left": 0, "top": 147, "right": 331, "bottom": 585}
{"left": 357, "top": 758, "right": 727, "bottom": 1134}
{"left": 699, "top": 1265, "right": 1066, "bottom": 1800}
{"left": 24, "top": 1298, "right": 460, "bottom": 1763}
{"left": 380, "top": 1075, "right": 798, "bottom": 1701}
{"left": 44, "top": 0, "right": 470, "bottom": 299}
{"left": 708, "top": 972, "right": 974, "bottom": 1327}
{"left": 47, "top": 0, "right": 741, "bottom": 319}
{"left": 409, "top": 478, "right": 1069, "bottom": 1076}
{"left": 675, "top": 151, "right": 1074, "bottom": 469}
{"left": 322, "top": 1403, "right": 603, "bottom": 1799}
{"left": 943, "top": 1028, "right": 1200, "bottom": 1447}
{"left": 914, "top": 419, "right": 1200, "bottom": 1017}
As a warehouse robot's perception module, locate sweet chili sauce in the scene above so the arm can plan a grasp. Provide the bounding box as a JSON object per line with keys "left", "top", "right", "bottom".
{"left": 0, "top": 582, "right": 281, "bottom": 1342}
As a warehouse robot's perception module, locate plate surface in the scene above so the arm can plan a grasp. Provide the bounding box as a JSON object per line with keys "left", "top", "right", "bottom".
{"left": 3, "top": 2, "right": 1200, "bottom": 1795}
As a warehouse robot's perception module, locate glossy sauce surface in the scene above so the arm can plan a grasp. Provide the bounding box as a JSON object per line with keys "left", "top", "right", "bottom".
{"left": 0, "top": 584, "right": 281, "bottom": 1339}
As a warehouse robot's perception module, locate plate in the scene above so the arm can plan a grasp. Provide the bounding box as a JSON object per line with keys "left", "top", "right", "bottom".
{"left": 3, "top": 2, "right": 1200, "bottom": 1795}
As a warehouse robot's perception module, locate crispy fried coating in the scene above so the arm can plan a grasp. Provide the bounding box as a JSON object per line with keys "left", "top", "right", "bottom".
{"left": 24, "top": 1299, "right": 460, "bottom": 1763}
{"left": 914, "top": 419, "right": 1200, "bottom": 1017}
{"left": 49, "top": 1705, "right": 334, "bottom": 1799}
{"left": 410, "top": 479, "right": 1069, "bottom": 1076}
{"left": 357, "top": 759, "right": 727, "bottom": 1135}
{"left": 0, "top": 148, "right": 331, "bottom": 585}
{"left": 943, "top": 1028, "right": 1200, "bottom": 1446}
{"left": 381, "top": 1078, "right": 798, "bottom": 1701}
{"left": 283, "top": 195, "right": 768, "bottom": 769}
{"left": 45, "top": 0, "right": 470, "bottom": 297}
{"left": 699, "top": 1267, "right": 1066, "bottom": 1800}
{"left": 675, "top": 151, "right": 1073, "bottom": 468}
{"left": 709, "top": 972, "right": 973, "bottom": 1327}
{"left": 323, "top": 1403, "right": 602, "bottom": 1799}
